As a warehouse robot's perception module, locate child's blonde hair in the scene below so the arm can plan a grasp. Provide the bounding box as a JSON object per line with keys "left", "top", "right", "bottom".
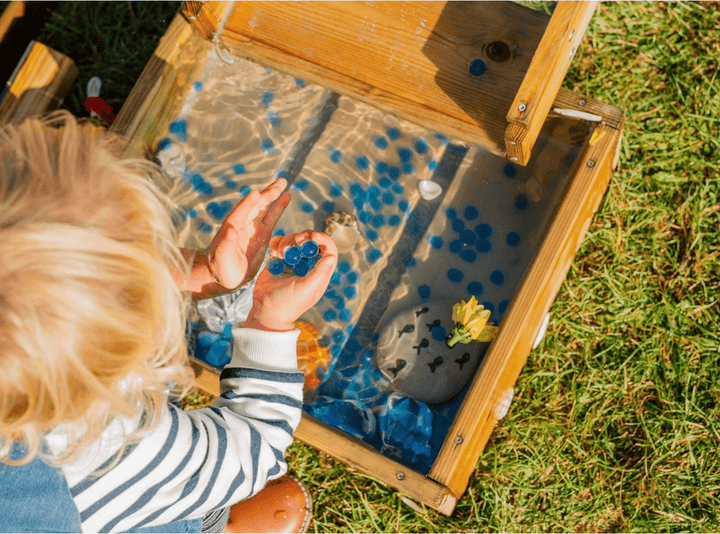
{"left": 0, "top": 112, "right": 194, "bottom": 465}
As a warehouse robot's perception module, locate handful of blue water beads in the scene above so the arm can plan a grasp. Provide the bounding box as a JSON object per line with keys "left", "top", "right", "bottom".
{"left": 267, "top": 240, "right": 320, "bottom": 277}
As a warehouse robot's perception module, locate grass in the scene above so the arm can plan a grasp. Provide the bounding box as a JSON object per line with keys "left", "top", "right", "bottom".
{"left": 26, "top": 1, "right": 720, "bottom": 531}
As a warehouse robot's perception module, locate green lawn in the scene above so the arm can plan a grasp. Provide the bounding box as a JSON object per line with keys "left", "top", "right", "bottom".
{"left": 34, "top": 1, "right": 720, "bottom": 531}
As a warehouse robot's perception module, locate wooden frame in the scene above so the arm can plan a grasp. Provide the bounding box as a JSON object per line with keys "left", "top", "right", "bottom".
{"left": 113, "top": 4, "right": 624, "bottom": 515}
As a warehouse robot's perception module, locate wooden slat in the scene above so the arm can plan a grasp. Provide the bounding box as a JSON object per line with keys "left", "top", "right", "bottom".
{"left": 0, "top": 41, "right": 78, "bottom": 124}
{"left": 505, "top": 1, "right": 598, "bottom": 165}
{"left": 181, "top": 1, "right": 226, "bottom": 40}
{"left": 111, "top": 11, "right": 210, "bottom": 158}
{"left": 192, "top": 359, "right": 458, "bottom": 515}
{"left": 0, "top": 1, "right": 25, "bottom": 43}
{"left": 429, "top": 119, "right": 623, "bottom": 497}
{"left": 214, "top": 1, "right": 549, "bottom": 159}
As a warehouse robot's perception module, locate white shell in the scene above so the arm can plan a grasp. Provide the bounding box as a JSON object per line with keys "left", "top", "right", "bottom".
{"left": 418, "top": 180, "right": 442, "bottom": 200}
{"left": 329, "top": 225, "right": 363, "bottom": 254}
{"left": 493, "top": 387, "right": 515, "bottom": 420}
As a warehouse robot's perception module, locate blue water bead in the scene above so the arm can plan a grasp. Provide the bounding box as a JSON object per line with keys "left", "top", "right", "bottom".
{"left": 375, "top": 136, "right": 389, "bottom": 149}
{"left": 415, "top": 139, "right": 429, "bottom": 154}
{"left": 343, "top": 286, "right": 356, "bottom": 300}
{"left": 301, "top": 202, "right": 315, "bottom": 213}
{"left": 467, "top": 281, "right": 484, "bottom": 297}
{"left": 267, "top": 111, "right": 282, "bottom": 128}
{"left": 233, "top": 163, "right": 246, "bottom": 174}
{"left": 261, "top": 92, "right": 274, "bottom": 107}
{"left": 322, "top": 201, "right": 335, "bottom": 213}
{"left": 206, "top": 200, "right": 234, "bottom": 221}
{"left": 295, "top": 78, "right": 305, "bottom": 87}
{"left": 358, "top": 211, "right": 372, "bottom": 224}
{"left": 333, "top": 295, "right": 346, "bottom": 310}
{"left": 305, "top": 397, "right": 376, "bottom": 440}
{"left": 387, "top": 127, "right": 401, "bottom": 140}
{"left": 372, "top": 214, "right": 386, "bottom": 228}
{"left": 338, "top": 261, "right": 351, "bottom": 273}
{"left": 293, "top": 179, "right": 309, "bottom": 191}
{"left": 459, "top": 229, "right": 476, "bottom": 245}
{"left": 330, "top": 272, "right": 341, "bottom": 286}
{"left": 332, "top": 329, "right": 346, "bottom": 344}
{"left": 504, "top": 163, "right": 518, "bottom": 178}
{"left": 367, "top": 184, "right": 381, "bottom": 198}
{"left": 187, "top": 208, "right": 197, "bottom": 219}
{"left": 353, "top": 198, "right": 366, "bottom": 211}
{"left": 446, "top": 207, "right": 457, "bottom": 219}
{"left": 449, "top": 239, "right": 462, "bottom": 254}
{"left": 475, "top": 224, "right": 493, "bottom": 238}
{"left": 398, "top": 199, "right": 409, "bottom": 212}
{"left": 283, "top": 246, "right": 302, "bottom": 266}
{"left": 294, "top": 259, "right": 312, "bottom": 277}
{"left": 366, "top": 248, "right": 382, "bottom": 264}
{"left": 329, "top": 183, "right": 343, "bottom": 197}
{"left": 157, "top": 137, "right": 172, "bottom": 151}
{"left": 490, "top": 270, "right": 505, "bottom": 285}
{"left": 430, "top": 235, "right": 443, "bottom": 249}
{"left": 515, "top": 194, "right": 529, "bottom": 211}
{"left": 483, "top": 302, "right": 495, "bottom": 316}
{"left": 388, "top": 215, "right": 401, "bottom": 227}
{"left": 499, "top": 300, "right": 508, "bottom": 315}
{"left": 370, "top": 197, "right": 383, "bottom": 211}
{"left": 168, "top": 119, "right": 187, "bottom": 142}
{"left": 507, "top": 232, "right": 521, "bottom": 246}
{"left": 476, "top": 240, "right": 492, "bottom": 253}
{"left": 197, "top": 220, "right": 213, "bottom": 234}
{"left": 267, "top": 257, "right": 285, "bottom": 276}
{"left": 388, "top": 167, "right": 401, "bottom": 180}
{"left": 347, "top": 271, "right": 359, "bottom": 284}
{"left": 261, "top": 138, "right": 274, "bottom": 152}
{"left": 366, "top": 229, "right": 378, "bottom": 242}
{"left": 379, "top": 176, "right": 392, "bottom": 189}
{"left": 431, "top": 325, "right": 447, "bottom": 342}
{"left": 452, "top": 218, "right": 465, "bottom": 233}
{"left": 300, "top": 240, "right": 319, "bottom": 258}
{"left": 405, "top": 256, "right": 417, "bottom": 268}
{"left": 464, "top": 206, "right": 479, "bottom": 220}
{"left": 340, "top": 309, "right": 352, "bottom": 322}
{"left": 391, "top": 183, "right": 404, "bottom": 195}
{"left": 190, "top": 173, "right": 213, "bottom": 195}
{"left": 350, "top": 182, "right": 366, "bottom": 199}
{"left": 330, "top": 149, "right": 342, "bottom": 163}
{"left": 447, "top": 268, "right": 464, "bottom": 283}
{"left": 418, "top": 284, "right": 431, "bottom": 299}
{"left": 469, "top": 59, "right": 486, "bottom": 77}
{"left": 382, "top": 192, "right": 395, "bottom": 205}
{"left": 460, "top": 248, "right": 477, "bottom": 263}
{"left": 323, "top": 309, "right": 337, "bottom": 322}
{"left": 224, "top": 179, "right": 237, "bottom": 189}
{"left": 428, "top": 160, "right": 437, "bottom": 170}
{"left": 240, "top": 185, "right": 252, "bottom": 196}
{"left": 398, "top": 147, "right": 413, "bottom": 162}
{"left": 272, "top": 228, "right": 286, "bottom": 237}
{"left": 376, "top": 161, "right": 389, "bottom": 175}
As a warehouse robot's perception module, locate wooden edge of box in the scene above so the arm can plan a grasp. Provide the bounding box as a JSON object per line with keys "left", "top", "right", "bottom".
{"left": 428, "top": 110, "right": 625, "bottom": 497}
{"left": 0, "top": 41, "right": 78, "bottom": 124}
{"left": 504, "top": 1, "right": 598, "bottom": 166}
{"left": 192, "top": 359, "right": 458, "bottom": 515}
{"left": 0, "top": 1, "right": 25, "bottom": 43}
{"left": 112, "top": 11, "right": 207, "bottom": 158}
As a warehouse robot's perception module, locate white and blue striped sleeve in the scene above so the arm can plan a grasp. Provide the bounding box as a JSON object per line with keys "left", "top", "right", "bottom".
{"left": 58, "top": 326, "right": 304, "bottom": 533}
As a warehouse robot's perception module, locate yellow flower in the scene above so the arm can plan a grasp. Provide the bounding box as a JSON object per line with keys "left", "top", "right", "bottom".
{"left": 447, "top": 296, "right": 498, "bottom": 347}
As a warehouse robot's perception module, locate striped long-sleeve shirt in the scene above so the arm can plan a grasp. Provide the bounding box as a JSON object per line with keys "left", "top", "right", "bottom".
{"left": 6, "top": 326, "right": 304, "bottom": 533}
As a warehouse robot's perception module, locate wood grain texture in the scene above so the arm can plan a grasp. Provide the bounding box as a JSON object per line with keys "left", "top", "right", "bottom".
{"left": 215, "top": 1, "right": 549, "bottom": 158}
{"left": 0, "top": 41, "right": 78, "bottom": 124}
{"left": 429, "top": 119, "right": 623, "bottom": 497}
{"left": 0, "top": 1, "right": 25, "bottom": 43}
{"left": 505, "top": 1, "right": 598, "bottom": 165}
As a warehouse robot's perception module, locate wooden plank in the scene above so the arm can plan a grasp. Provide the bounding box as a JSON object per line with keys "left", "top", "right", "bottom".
{"left": 0, "top": 2, "right": 25, "bottom": 43}
{"left": 111, "top": 12, "right": 210, "bottom": 158}
{"left": 191, "top": 359, "right": 458, "bottom": 515}
{"left": 429, "top": 119, "right": 623, "bottom": 497}
{"left": 0, "top": 41, "right": 78, "bottom": 124}
{"left": 505, "top": 1, "right": 598, "bottom": 165}
{"left": 181, "top": 1, "right": 226, "bottom": 41}
{"left": 216, "top": 1, "right": 549, "bottom": 159}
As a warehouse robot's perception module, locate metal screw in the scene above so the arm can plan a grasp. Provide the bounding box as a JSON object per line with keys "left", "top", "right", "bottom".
{"left": 518, "top": 103, "right": 527, "bottom": 112}
{"left": 455, "top": 436, "right": 463, "bottom": 445}
{"left": 397, "top": 472, "right": 406, "bottom": 480}
{"left": 569, "top": 29, "right": 575, "bottom": 41}
{"left": 509, "top": 157, "right": 518, "bottom": 162}
{"left": 509, "top": 140, "right": 517, "bottom": 146}
{"left": 587, "top": 160, "right": 596, "bottom": 168}
{"left": 578, "top": 98, "right": 587, "bottom": 106}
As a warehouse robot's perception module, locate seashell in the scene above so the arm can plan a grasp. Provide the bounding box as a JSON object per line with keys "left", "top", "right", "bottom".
{"left": 418, "top": 180, "right": 442, "bottom": 200}
{"left": 324, "top": 211, "right": 362, "bottom": 253}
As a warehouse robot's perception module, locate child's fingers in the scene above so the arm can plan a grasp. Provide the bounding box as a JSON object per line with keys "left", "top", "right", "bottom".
{"left": 258, "top": 191, "right": 291, "bottom": 235}
{"left": 293, "top": 252, "right": 337, "bottom": 299}
{"left": 223, "top": 190, "right": 261, "bottom": 230}
{"left": 208, "top": 226, "right": 247, "bottom": 287}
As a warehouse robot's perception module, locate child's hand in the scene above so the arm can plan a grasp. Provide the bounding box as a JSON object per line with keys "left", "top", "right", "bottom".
{"left": 245, "top": 231, "right": 338, "bottom": 332}
{"left": 191, "top": 179, "right": 290, "bottom": 298}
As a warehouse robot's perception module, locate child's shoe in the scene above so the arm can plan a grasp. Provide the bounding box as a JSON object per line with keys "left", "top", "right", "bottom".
{"left": 224, "top": 475, "right": 312, "bottom": 533}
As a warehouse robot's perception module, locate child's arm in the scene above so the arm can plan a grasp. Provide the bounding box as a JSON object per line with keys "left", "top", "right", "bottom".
{"left": 57, "top": 231, "right": 338, "bottom": 532}
{"left": 175, "top": 178, "right": 291, "bottom": 300}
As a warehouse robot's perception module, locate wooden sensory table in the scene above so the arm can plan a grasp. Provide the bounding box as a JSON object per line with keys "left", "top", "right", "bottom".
{"left": 112, "top": 1, "right": 625, "bottom": 516}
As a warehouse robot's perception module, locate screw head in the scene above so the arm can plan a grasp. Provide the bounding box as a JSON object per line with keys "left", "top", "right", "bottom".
{"left": 397, "top": 472, "right": 406, "bottom": 480}
{"left": 455, "top": 436, "right": 463, "bottom": 445}
{"left": 578, "top": 98, "right": 587, "bottom": 106}
{"left": 587, "top": 160, "right": 596, "bottom": 168}
{"left": 518, "top": 103, "right": 527, "bottom": 112}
